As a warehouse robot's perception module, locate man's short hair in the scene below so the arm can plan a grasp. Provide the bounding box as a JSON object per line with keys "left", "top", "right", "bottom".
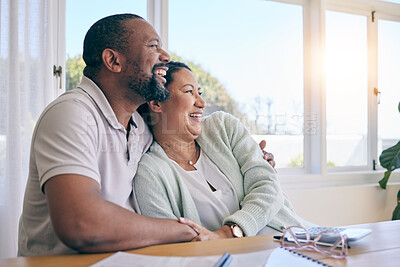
{"left": 82, "top": 13, "right": 144, "bottom": 78}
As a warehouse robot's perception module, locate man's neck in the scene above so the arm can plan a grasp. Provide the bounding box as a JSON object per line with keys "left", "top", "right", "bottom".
{"left": 99, "top": 85, "right": 144, "bottom": 130}
{"left": 108, "top": 98, "right": 141, "bottom": 130}
{"left": 92, "top": 73, "right": 145, "bottom": 130}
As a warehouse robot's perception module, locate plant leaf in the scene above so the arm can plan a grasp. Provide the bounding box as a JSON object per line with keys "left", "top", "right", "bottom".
{"left": 393, "top": 205, "right": 400, "bottom": 220}
{"left": 379, "top": 170, "right": 392, "bottom": 189}
{"left": 392, "top": 190, "right": 400, "bottom": 220}
{"left": 379, "top": 141, "right": 400, "bottom": 171}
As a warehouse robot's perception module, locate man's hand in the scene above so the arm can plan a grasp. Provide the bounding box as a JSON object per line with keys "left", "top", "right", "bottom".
{"left": 178, "top": 218, "right": 233, "bottom": 241}
{"left": 259, "top": 140, "right": 276, "bottom": 168}
{"left": 44, "top": 174, "right": 197, "bottom": 252}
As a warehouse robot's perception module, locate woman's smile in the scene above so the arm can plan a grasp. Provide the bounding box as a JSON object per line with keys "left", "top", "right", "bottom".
{"left": 188, "top": 111, "right": 203, "bottom": 123}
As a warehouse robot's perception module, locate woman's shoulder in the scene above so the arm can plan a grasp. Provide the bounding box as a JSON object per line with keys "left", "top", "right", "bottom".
{"left": 202, "top": 111, "right": 240, "bottom": 129}
{"left": 135, "top": 142, "right": 182, "bottom": 192}
{"left": 203, "top": 111, "right": 236, "bottom": 120}
{"left": 137, "top": 142, "right": 169, "bottom": 172}
{"left": 198, "top": 112, "right": 246, "bottom": 151}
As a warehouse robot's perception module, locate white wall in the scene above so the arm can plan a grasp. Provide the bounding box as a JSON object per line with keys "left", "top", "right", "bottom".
{"left": 283, "top": 183, "right": 400, "bottom": 227}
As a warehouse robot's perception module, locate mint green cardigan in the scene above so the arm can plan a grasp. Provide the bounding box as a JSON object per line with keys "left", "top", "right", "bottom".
{"left": 133, "top": 111, "right": 314, "bottom": 236}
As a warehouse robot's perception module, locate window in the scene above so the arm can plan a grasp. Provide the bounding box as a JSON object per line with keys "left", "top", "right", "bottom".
{"left": 378, "top": 19, "right": 400, "bottom": 155}
{"left": 167, "top": 0, "right": 400, "bottom": 173}
{"left": 325, "top": 11, "right": 368, "bottom": 167}
{"left": 169, "top": 0, "right": 304, "bottom": 168}
{"left": 64, "top": 0, "right": 400, "bottom": 177}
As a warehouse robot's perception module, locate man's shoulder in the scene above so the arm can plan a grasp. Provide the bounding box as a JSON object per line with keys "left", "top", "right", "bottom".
{"left": 48, "top": 78, "right": 94, "bottom": 106}
{"left": 40, "top": 77, "right": 103, "bottom": 122}
{"left": 37, "top": 89, "right": 96, "bottom": 126}
{"left": 49, "top": 76, "right": 101, "bottom": 105}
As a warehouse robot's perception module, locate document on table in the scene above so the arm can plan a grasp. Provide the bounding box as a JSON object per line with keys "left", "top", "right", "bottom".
{"left": 90, "top": 250, "right": 271, "bottom": 267}
{"left": 90, "top": 247, "right": 327, "bottom": 267}
{"left": 265, "top": 247, "right": 330, "bottom": 267}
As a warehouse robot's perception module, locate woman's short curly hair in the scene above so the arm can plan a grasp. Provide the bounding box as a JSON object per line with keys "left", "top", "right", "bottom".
{"left": 164, "top": 61, "right": 192, "bottom": 88}
{"left": 82, "top": 13, "right": 143, "bottom": 78}
{"left": 137, "top": 61, "right": 192, "bottom": 130}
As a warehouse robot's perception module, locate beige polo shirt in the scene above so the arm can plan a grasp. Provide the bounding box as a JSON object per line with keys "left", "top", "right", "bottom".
{"left": 18, "top": 76, "right": 152, "bottom": 256}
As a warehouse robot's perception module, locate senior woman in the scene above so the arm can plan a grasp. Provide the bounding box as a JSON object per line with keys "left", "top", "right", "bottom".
{"left": 134, "top": 61, "right": 314, "bottom": 240}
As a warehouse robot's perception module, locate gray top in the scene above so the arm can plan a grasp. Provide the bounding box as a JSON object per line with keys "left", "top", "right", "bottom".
{"left": 134, "top": 112, "right": 316, "bottom": 237}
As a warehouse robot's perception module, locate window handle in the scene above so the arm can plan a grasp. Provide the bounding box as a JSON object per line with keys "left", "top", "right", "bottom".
{"left": 374, "top": 88, "right": 381, "bottom": 104}
{"left": 53, "top": 65, "right": 62, "bottom": 89}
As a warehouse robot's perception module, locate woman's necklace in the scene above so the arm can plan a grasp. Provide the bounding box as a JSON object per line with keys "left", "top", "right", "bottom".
{"left": 164, "top": 143, "right": 199, "bottom": 166}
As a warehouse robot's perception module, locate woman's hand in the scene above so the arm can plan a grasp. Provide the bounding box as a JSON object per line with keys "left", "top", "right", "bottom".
{"left": 178, "top": 218, "right": 233, "bottom": 241}
{"left": 259, "top": 140, "right": 276, "bottom": 169}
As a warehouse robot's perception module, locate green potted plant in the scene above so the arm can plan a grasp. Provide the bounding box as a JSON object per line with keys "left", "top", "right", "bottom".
{"left": 378, "top": 101, "right": 400, "bottom": 220}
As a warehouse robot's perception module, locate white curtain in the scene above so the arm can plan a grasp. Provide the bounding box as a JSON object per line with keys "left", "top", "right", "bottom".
{"left": 0, "top": 0, "right": 58, "bottom": 259}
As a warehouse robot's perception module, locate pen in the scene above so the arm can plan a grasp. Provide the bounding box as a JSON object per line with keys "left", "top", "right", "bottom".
{"left": 215, "top": 252, "right": 233, "bottom": 267}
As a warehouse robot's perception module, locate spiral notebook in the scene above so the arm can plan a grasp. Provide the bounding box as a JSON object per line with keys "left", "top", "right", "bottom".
{"left": 265, "top": 247, "right": 332, "bottom": 267}
{"left": 90, "top": 247, "right": 331, "bottom": 267}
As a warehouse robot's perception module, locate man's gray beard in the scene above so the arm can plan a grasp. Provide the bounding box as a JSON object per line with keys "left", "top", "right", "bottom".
{"left": 128, "top": 72, "right": 170, "bottom": 102}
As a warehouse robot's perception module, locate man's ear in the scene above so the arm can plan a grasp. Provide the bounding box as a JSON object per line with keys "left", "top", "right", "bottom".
{"left": 102, "top": 49, "right": 122, "bottom": 73}
{"left": 148, "top": 100, "right": 163, "bottom": 113}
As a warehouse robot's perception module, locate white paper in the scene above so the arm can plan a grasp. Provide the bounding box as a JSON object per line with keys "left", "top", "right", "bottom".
{"left": 265, "top": 247, "right": 325, "bottom": 267}
{"left": 90, "top": 250, "right": 270, "bottom": 267}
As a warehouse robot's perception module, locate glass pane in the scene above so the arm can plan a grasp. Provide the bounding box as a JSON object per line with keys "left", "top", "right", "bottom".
{"left": 66, "top": 0, "right": 147, "bottom": 90}
{"left": 378, "top": 20, "right": 400, "bottom": 155}
{"left": 325, "top": 11, "right": 368, "bottom": 167}
{"left": 169, "top": 0, "right": 304, "bottom": 168}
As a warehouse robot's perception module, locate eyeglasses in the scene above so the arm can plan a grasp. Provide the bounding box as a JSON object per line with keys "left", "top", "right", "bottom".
{"left": 280, "top": 226, "right": 348, "bottom": 259}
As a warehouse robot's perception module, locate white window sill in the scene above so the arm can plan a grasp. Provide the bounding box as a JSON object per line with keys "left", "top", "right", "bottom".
{"left": 278, "top": 170, "right": 400, "bottom": 190}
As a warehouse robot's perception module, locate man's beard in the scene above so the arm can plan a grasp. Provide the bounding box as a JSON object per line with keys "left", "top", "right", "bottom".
{"left": 128, "top": 65, "right": 170, "bottom": 102}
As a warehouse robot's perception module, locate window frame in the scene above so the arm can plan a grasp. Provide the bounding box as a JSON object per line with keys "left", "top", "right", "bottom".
{"left": 324, "top": 4, "right": 374, "bottom": 173}
{"left": 60, "top": 0, "right": 400, "bottom": 188}
{"left": 57, "top": 0, "right": 67, "bottom": 95}
{"left": 151, "top": 0, "right": 400, "bottom": 187}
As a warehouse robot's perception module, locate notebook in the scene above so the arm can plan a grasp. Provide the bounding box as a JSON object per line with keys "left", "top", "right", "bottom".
{"left": 265, "top": 247, "right": 332, "bottom": 267}
{"left": 89, "top": 250, "right": 270, "bottom": 267}
{"left": 90, "top": 247, "right": 330, "bottom": 267}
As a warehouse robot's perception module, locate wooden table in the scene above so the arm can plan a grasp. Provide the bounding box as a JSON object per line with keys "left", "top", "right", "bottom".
{"left": 1, "top": 220, "right": 399, "bottom": 267}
